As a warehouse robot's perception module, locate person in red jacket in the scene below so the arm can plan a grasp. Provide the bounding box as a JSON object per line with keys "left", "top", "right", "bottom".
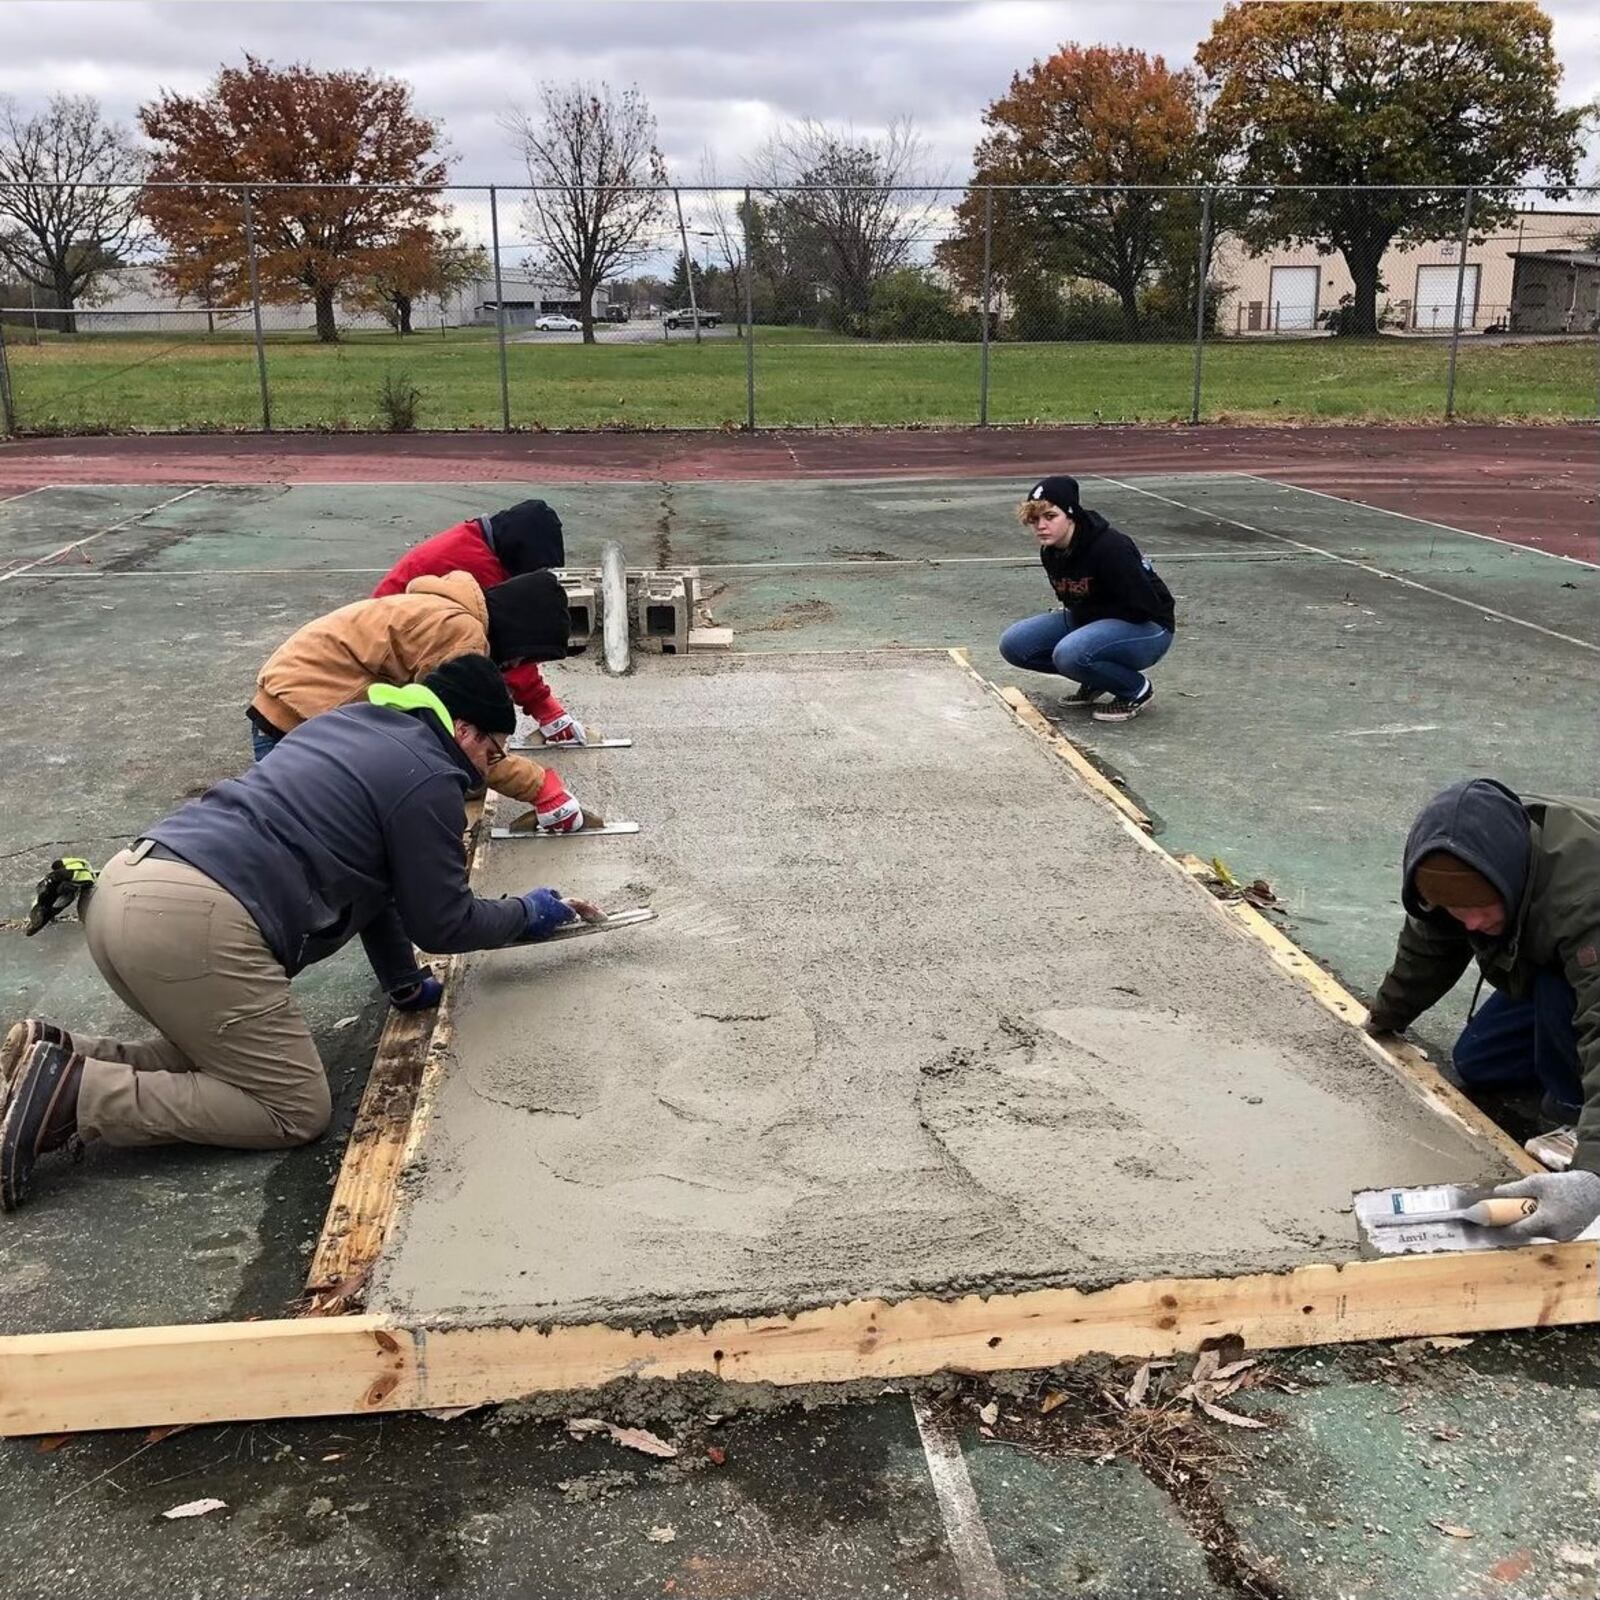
{"left": 375, "top": 500, "right": 591, "bottom": 745}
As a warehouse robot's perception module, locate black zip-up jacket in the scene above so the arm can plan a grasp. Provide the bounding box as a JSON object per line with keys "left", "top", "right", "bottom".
{"left": 147, "top": 698, "right": 528, "bottom": 990}
{"left": 1040, "top": 509, "right": 1176, "bottom": 631}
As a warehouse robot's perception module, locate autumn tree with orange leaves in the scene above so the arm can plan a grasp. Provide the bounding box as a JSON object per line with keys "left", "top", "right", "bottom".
{"left": 942, "top": 45, "right": 1213, "bottom": 337}
{"left": 140, "top": 58, "right": 452, "bottom": 343}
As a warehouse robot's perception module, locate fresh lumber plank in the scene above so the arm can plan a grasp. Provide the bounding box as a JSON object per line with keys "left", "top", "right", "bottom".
{"left": 304, "top": 799, "right": 492, "bottom": 1305}
{"left": 5, "top": 1245, "right": 1594, "bottom": 1436}
{"left": 1173, "top": 853, "right": 1543, "bottom": 1178}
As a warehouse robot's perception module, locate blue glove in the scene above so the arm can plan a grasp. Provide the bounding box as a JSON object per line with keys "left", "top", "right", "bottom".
{"left": 519, "top": 888, "right": 577, "bottom": 942}
{"left": 390, "top": 972, "right": 444, "bottom": 1011}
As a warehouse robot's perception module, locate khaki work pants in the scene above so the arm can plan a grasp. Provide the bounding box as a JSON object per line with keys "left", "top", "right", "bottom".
{"left": 77, "top": 847, "right": 331, "bottom": 1149}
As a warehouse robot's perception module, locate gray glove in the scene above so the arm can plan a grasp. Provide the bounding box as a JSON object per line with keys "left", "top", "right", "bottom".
{"left": 1491, "top": 1169, "right": 1600, "bottom": 1243}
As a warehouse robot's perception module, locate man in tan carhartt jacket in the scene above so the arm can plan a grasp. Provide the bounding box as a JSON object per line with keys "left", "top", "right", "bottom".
{"left": 248, "top": 569, "right": 589, "bottom": 831}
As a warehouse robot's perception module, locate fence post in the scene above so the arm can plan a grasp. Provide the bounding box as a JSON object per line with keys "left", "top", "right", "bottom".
{"left": 0, "top": 315, "right": 16, "bottom": 435}
{"left": 1189, "top": 187, "right": 1214, "bottom": 425}
{"left": 241, "top": 187, "right": 272, "bottom": 433}
{"left": 979, "top": 186, "right": 994, "bottom": 426}
{"left": 673, "top": 187, "right": 702, "bottom": 345}
{"left": 1444, "top": 187, "right": 1475, "bottom": 422}
{"left": 742, "top": 186, "right": 756, "bottom": 430}
{"left": 489, "top": 185, "right": 512, "bottom": 432}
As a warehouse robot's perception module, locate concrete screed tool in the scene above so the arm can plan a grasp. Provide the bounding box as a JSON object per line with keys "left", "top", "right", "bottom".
{"left": 509, "top": 737, "right": 634, "bottom": 752}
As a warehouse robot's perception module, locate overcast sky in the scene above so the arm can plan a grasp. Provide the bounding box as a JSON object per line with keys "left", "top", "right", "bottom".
{"left": 6, "top": 0, "right": 1599, "bottom": 189}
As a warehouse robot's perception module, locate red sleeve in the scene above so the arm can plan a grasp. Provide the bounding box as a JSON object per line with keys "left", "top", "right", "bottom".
{"left": 503, "top": 661, "right": 563, "bottom": 725}
{"left": 374, "top": 521, "right": 507, "bottom": 599}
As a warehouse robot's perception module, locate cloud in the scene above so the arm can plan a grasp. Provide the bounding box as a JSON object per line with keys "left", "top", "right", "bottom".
{"left": 5, "top": 0, "right": 1596, "bottom": 183}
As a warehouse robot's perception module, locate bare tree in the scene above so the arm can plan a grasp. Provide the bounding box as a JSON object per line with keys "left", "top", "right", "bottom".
{"left": 0, "top": 95, "right": 146, "bottom": 333}
{"left": 502, "top": 84, "right": 667, "bottom": 345}
{"left": 748, "top": 118, "right": 940, "bottom": 335}
{"left": 696, "top": 150, "right": 746, "bottom": 330}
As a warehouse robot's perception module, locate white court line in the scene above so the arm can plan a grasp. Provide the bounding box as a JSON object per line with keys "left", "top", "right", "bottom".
{"left": 912, "top": 1395, "right": 1007, "bottom": 1600}
{"left": 1084, "top": 471, "right": 1600, "bottom": 657}
{"left": 0, "top": 484, "right": 55, "bottom": 507}
{"left": 3, "top": 549, "right": 1303, "bottom": 581}
{"left": 1233, "top": 471, "right": 1600, "bottom": 572}
{"left": 0, "top": 485, "right": 212, "bottom": 585}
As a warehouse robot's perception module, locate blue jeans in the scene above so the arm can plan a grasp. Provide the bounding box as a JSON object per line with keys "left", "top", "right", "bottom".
{"left": 998, "top": 611, "right": 1174, "bottom": 701}
{"left": 1454, "top": 970, "right": 1582, "bottom": 1117}
{"left": 250, "top": 722, "right": 283, "bottom": 763}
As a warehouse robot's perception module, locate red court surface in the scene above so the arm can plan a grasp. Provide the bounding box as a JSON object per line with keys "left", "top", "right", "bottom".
{"left": 3, "top": 423, "right": 1594, "bottom": 560}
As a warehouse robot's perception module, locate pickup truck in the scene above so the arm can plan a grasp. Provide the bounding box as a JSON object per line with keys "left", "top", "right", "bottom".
{"left": 663, "top": 307, "right": 722, "bottom": 330}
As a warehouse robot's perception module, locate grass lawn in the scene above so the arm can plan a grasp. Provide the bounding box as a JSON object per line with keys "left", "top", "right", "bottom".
{"left": 4, "top": 325, "right": 1595, "bottom": 432}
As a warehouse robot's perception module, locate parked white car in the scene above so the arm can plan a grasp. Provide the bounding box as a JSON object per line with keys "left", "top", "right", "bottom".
{"left": 533, "top": 313, "right": 583, "bottom": 332}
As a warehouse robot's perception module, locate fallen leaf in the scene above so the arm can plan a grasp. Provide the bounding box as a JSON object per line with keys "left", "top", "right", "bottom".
{"left": 162, "top": 1497, "right": 226, "bottom": 1521}
{"left": 1198, "top": 1399, "right": 1268, "bottom": 1430}
{"left": 646, "top": 1524, "right": 677, "bottom": 1543}
{"left": 422, "top": 1405, "right": 481, "bottom": 1421}
{"left": 1211, "top": 1359, "right": 1259, "bottom": 1382}
{"left": 35, "top": 1435, "right": 71, "bottom": 1453}
{"left": 333, "top": 1015, "right": 360, "bottom": 1031}
{"left": 1426, "top": 1336, "right": 1475, "bottom": 1352}
{"left": 1431, "top": 1520, "right": 1476, "bottom": 1540}
{"left": 144, "top": 1424, "right": 191, "bottom": 1445}
{"left": 1039, "top": 1390, "right": 1068, "bottom": 1415}
{"left": 706, "top": 1446, "right": 726, "bottom": 1465}
{"left": 565, "top": 1417, "right": 608, "bottom": 1438}
{"left": 977, "top": 1400, "right": 998, "bottom": 1426}
{"left": 1191, "top": 1348, "right": 1221, "bottom": 1384}
{"left": 1125, "top": 1364, "right": 1154, "bottom": 1408}
{"left": 607, "top": 1424, "right": 678, "bottom": 1459}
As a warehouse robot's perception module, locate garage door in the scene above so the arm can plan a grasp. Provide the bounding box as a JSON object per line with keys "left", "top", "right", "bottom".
{"left": 1268, "top": 266, "right": 1319, "bottom": 331}
{"left": 1414, "top": 264, "right": 1479, "bottom": 331}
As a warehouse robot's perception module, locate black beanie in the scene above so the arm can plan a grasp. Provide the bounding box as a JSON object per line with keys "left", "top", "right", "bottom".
{"left": 483, "top": 569, "right": 571, "bottom": 665}
{"left": 422, "top": 653, "right": 517, "bottom": 736}
{"left": 484, "top": 500, "right": 564, "bottom": 573}
{"left": 1027, "top": 474, "right": 1082, "bottom": 514}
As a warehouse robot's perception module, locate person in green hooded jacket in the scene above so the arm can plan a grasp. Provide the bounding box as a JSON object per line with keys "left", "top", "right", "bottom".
{"left": 1365, "top": 778, "right": 1600, "bottom": 1242}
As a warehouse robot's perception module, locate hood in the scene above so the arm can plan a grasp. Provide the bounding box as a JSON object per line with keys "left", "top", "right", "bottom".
{"left": 482, "top": 569, "right": 571, "bottom": 666}
{"left": 404, "top": 571, "right": 490, "bottom": 630}
{"left": 1400, "top": 778, "right": 1532, "bottom": 936}
{"left": 482, "top": 500, "right": 564, "bottom": 573}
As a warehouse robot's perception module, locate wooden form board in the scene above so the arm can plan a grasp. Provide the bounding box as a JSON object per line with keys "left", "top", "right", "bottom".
{"left": 2, "top": 1245, "right": 1594, "bottom": 1436}
{"left": 0, "top": 653, "right": 1581, "bottom": 1436}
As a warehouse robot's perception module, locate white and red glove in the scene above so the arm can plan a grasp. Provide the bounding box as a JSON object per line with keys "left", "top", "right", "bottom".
{"left": 533, "top": 767, "right": 585, "bottom": 833}
{"left": 539, "top": 712, "right": 587, "bottom": 746}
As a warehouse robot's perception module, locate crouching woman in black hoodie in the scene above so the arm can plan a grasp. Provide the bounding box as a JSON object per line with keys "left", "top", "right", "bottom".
{"left": 998, "top": 474, "right": 1176, "bottom": 723}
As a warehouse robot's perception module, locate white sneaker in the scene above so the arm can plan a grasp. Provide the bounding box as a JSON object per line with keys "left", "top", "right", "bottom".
{"left": 1525, "top": 1126, "right": 1576, "bottom": 1172}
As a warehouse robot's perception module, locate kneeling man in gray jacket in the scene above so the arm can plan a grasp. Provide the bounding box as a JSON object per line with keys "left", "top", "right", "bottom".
{"left": 1, "top": 653, "right": 594, "bottom": 1210}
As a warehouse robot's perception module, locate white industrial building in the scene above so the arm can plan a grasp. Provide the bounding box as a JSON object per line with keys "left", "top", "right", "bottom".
{"left": 16, "top": 265, "right": 604, "bottom": 334}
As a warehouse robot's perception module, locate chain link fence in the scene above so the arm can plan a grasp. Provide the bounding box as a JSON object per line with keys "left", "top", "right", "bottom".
{"left": 1, "top": 182, "right": 1596, "bottom": 436}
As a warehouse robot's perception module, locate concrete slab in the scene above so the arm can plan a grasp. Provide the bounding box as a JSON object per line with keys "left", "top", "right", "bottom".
{"left": 371, "top": 651, "right": 1512, "bottom": 1328}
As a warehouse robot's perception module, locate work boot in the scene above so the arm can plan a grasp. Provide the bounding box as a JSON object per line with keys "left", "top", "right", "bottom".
{"left": 1092, "top": 679, "right": 1155, "bottom": 723}
{"left": 0, "top": 1041, "right": 86, "bottom": 1211}
{"left": 0, "top": 1019, "right": 73, "bottom": 1098}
